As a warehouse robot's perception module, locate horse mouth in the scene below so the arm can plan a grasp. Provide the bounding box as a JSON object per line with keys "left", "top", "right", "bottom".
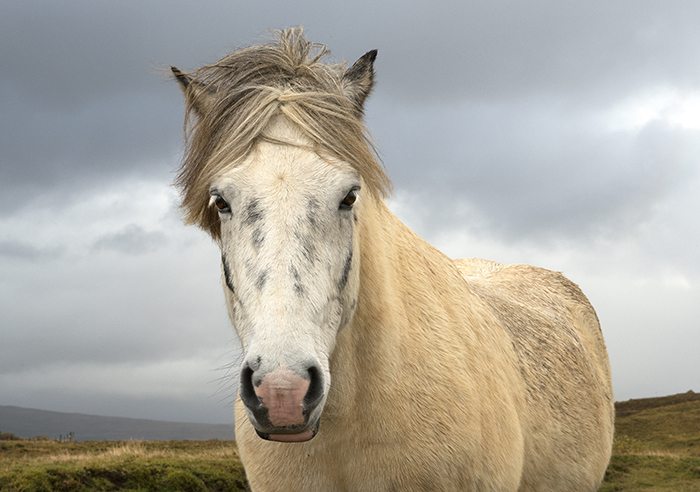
{"left": 254, "top": 418, "right": 320, "bottom": 443}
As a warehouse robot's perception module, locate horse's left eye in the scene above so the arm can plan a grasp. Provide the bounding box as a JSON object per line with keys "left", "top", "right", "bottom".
{"left": 340, "top": 190, "right": 358, "bottom": 210}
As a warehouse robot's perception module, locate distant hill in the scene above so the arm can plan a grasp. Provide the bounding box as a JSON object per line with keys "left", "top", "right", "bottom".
{"left": 0, "top": 406, "right": 235, "bottom": 442}
{"left": 615, "top": 389, "right": 700, "bottom": 418}
{"left": 602, "top": 390, "right": 700, "bottom": 490}
{"left": 612, "top": 390, "right": 700, "bottom": 456}
{"left": 4, "top": 391, "right": 697, "bottom": 444}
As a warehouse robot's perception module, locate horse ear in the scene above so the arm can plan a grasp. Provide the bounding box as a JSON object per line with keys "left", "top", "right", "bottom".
{"left": 171, "top": 66, "right": 216, "bottom": 116}
{"left": 342, "top": 50, "right": 377, "bottom": 115}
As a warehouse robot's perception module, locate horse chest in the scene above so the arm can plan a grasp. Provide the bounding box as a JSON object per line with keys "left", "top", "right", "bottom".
{"left": 241, "top": 430, "right": 517, "bottom": 491}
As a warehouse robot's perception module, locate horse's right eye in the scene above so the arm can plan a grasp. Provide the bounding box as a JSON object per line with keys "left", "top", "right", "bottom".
{"left": 213, "top": 196, "right": 230, "bottom": 213}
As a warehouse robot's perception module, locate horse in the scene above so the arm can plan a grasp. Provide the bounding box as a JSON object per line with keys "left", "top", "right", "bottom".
{"left": 170, "top": 28, "right": 614, "bottom": 491}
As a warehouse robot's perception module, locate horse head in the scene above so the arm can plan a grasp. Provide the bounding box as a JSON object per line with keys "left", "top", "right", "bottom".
{"left": 172, "top": 33, "right": 387, "bottom": 442}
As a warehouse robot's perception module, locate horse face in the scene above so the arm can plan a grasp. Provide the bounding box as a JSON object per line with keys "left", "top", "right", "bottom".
{"left": 211, "top": 118, "right": 360, "bottom": 442}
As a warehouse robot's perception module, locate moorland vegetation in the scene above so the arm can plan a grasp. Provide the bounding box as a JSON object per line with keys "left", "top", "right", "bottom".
{"left": 1, "top": 391, "right": 699, "bottom": 491}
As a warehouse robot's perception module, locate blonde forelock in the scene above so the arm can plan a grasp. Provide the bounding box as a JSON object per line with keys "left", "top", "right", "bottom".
{"left": 175, "top": 28, "right": 391, "bottom": 239}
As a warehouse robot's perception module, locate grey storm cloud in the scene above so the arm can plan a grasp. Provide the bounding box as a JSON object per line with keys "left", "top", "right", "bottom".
{"left": 1, "top": 0, "right": 698, "bottom": 423}
{"left": 0, "top": 239, "right": 65, "bottom": 261}
{"left": 370, "top": 96, "right": 700, "bottom": 242}
{"left": 3, "top": 0, "right": 698, "bottom": 229}
{"left": 92, "top": 224, "right": 168, "bottom": 256}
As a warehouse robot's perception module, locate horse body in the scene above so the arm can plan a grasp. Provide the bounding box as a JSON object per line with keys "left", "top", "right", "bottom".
{"left": 234, "top": 184, "right": 612, "bottom": 491}
{"left": 236, "top": 188, "right": 528, "bottom": 490}
{"left": 171, "top": 28, "right": 613, "bottom": 491}
{"left": 456, "top": 259, "right": 614, "bottom": 490}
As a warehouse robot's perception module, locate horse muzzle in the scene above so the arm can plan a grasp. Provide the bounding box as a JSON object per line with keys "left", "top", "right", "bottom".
{"left": 239, "top": 361, "right": 325, "bottom": 442}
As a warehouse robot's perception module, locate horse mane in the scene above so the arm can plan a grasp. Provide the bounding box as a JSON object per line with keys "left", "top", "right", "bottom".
{"left": 174, "top": 28, "right": 392, "bottom": 239}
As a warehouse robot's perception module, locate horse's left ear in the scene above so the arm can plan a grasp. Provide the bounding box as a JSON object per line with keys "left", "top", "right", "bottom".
{"left": 342, "top": 50, "right": 377, "bottom": 115}
{"left": 171, "top": 66, "right": 216, "bottom": 116}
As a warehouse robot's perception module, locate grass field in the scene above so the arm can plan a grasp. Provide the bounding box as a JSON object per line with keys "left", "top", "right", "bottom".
{"left": 0, "top": 439, "right": 249, "bottom": 491}
{"left": 1, "top": 391, "right": 699, "bottom": 491}
{"left": 601, "top": 391, "right": 700, "bottom": 491}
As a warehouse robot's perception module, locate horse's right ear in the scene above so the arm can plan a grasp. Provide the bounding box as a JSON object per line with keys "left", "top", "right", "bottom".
{"left": 171, "top": 66, "right": 215, "bottom": 116}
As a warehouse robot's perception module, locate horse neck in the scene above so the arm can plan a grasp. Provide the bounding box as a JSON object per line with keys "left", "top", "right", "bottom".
{"left": 327, "top": 194, "right": 470, "bottom": 415}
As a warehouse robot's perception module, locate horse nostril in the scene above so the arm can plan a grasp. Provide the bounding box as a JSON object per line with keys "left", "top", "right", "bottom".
{"left": 239, "top": 364, "right": 261, "bottom": 411}
{"left": 304, "top": 365, "right": 324, "bottom": 409}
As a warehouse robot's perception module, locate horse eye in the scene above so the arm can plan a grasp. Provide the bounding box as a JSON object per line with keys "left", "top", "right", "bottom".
{"left": 340, "top": 190, "right": 357, "bottom": 209}
{"left": 213, "top": 196, "right": 230, "bottom": 213}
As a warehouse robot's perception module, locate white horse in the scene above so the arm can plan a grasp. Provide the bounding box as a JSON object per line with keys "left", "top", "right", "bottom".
{"left": 171, "top": 28, "right": 614, "bottom": 491}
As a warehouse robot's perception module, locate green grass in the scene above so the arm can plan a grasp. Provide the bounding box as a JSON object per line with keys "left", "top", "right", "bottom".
{"left": 600, "top": 391, "right": 700, "bottom": 491}
{"left": 2, "top": 391, "right": 699, "bottom": 491}
{"left": 0, "top": 440, "right": 249, "bottom": 491}
{"left": 602, "top": 454, "right": 700, "bottom": 491}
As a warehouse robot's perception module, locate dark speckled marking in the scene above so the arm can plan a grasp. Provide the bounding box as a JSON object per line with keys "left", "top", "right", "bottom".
{"left": 295, "top": 230, "right": 317, "bottom": 264}
{"left": 249, "top": 356, "right": 262, "bottom": 372}
{"left": 338, "top": 250, "right": 353, "bottom": 290}
{"left": 307, "top": 198, "right": 320, "bottom": 230}
{"left": 255, "top": 270, "right": 268, "bottom": 291}
{"left": 243, "top": 198, "right": 264, "bottom": 226}
{"left": 290, "top": 265, "right": 305, "bottom": 296}
{"left": 221, "top": 253, "right": 235, "bottom": 293}
{"left": 252, "top": 227, "right": 264, "bottom": 250}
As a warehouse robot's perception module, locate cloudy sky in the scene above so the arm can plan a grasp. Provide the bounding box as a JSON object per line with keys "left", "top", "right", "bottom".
{"left": 1, "top": 1, "right": 698, "bottom": 425}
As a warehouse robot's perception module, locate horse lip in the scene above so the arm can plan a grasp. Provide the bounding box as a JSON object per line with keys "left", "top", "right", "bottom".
{"left": 254, "top": 418, "right": 320, "bottom": 443}
{"left": 268, "top": 428, "right": 315, "bottom": 442}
